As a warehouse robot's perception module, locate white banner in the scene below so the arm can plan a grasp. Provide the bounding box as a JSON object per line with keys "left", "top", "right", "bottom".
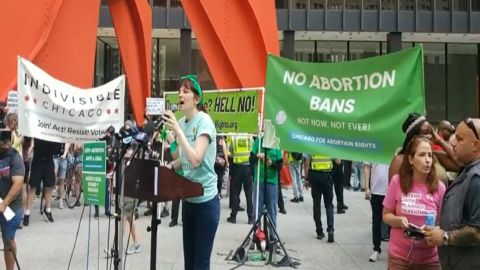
{"left": 17, "top": 57, "right": 125, "bottom": 143}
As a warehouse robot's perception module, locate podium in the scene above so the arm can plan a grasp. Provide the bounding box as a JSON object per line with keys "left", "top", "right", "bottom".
{"left": 124, "top": 158, "right": 203, "bottom": 270}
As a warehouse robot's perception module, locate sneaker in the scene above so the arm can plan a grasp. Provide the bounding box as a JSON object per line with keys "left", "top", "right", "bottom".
{"left": 160, "top": 208, "right": 169, "bottom": 218}
{"left": 327, "top": 231, "right": 334, "bottom": 243}
{"left": 43, "top": 209, "right": 54, "bottom": 223}
{"left": 144, "top": 208, "right": 153, "bottom": 216}
{"left": 169, "top": 220, "right": 178, "bottom": 227}
{"left": 238, "top": 206, "right": 245, "bottom": 212}
{"left": 59, "top": 201, "right": 64, "bottom": 209}
{"left": 369, "top": 251, "right": 380, "bottom": 262}
{"left": 317, "top": 232, "right": 325, "bottom": 240}
{"left": 299, "top": 196, "right": 304, "bottom": 202}
{"left": 279, "top": 208, "right": 287, "bottom": 214}
{"left": 126, "top": 244, "right": 141, "bottom": 255}
{"left": 340, "top": 204, "right": 349, "bottom": 210}
{"left": 23, "top": 215, "right": 30, "bottom": 226}
{"left": 226, "top": 216, "right": 236, "bottom": 224}
{"left": 290, "top": 197, "right": 299, "bottom": 203}
{"left": 337, "top": 208, "right": 346, "bottom": 214}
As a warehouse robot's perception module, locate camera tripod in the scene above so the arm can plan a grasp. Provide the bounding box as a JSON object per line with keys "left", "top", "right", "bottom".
{"left": 232, "top": 146, "right": 297, "bottom": 268}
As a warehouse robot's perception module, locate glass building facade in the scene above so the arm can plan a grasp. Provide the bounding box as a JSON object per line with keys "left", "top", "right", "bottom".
{"left": 97, "top": 0, "right": 480, "bottom": 123}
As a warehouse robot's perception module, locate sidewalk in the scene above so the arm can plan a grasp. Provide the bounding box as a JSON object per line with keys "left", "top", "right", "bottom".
{"left": 12, "top": 188, "right": 387, "bottom": 269}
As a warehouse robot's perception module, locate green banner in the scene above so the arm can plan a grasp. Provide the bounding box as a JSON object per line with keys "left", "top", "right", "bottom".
{"left": 82, "top": 141, "right": 106, "bottom": 206}
{"left": 164, "top": 89, "right": 261, "bottom": 134}
{"left": 264, "top": 46, "right": 425, "bottom": 164}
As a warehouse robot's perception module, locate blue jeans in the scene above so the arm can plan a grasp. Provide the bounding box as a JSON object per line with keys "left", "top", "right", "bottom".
{"left": 253, "top": 182, "right": 278, "bottom": 240}
{"left": 182, "top": 196, "right": 220, "bottom": 270}
{"left": 350, "top": 161, "right": 364, "bottom": 189}
{"left": 289, "top": 162, "right": 303, "bottom": 198}
{"left": 0, "top": 208, "right": 22, "bottom": 247}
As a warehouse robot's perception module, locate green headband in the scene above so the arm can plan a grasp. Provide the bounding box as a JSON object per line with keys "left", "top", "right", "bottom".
{"left": 180, "top": 74, "right": 203, "bottom": 107}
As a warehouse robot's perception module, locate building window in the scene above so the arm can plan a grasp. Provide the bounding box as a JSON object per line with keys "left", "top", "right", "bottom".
{"left": 364, "top": 0, "right": 379, "bottom": 10}
{"left": 316, "top": 41, "right": 348, "bottom": 62}
{"left": 417, "top": 0, "right": 433, "bottom": 10}
{"left": 191, "top": 40, "right": 216, "bottom": 90}
{"left": 381, "top": 0, "right": 398, "bottom": 10}
{"left": 436, "top": 0, "right": 450, "bottom": 11}
{"left": 293, "top": 0, "right": 307, "bottom": 9}
{"left": 453, "top": 0, "right": 468, "bottom": 11}
{"left": 421, "top": 43, "right": 446, "bottom": 122}
{"left": 170, "top": 0, "right": 182, "bottom": 7}
{"left": 294, "top": 41, "right": 316, "bottom": 62}
{"left": 399, "top": 0, "right": 415, "bottom": 10}
{"left": 155, "top": 38, "right": 180, "bottom": 93}
{"left": 328, "top": 0, "right": 343, "bottom": 10}
{"left": 474, "top": 0, "right": 480, "bottom": 11}
{"left": 346, "top": 0, "right": 361, "bottom": 10}
{"left": 310, "top": 0, "right": 325, "bottom": 9}
{"left": 349, "top": 42, "right": 381, "bottom": 60}
{"left": 153, "top": 0, "right": 167, "bottom": 7}
{"left": 447, "top": 44, "right": 478, "bottom": 122}
{"left": 276, "top": 0, "right": 289, "bottom": 9}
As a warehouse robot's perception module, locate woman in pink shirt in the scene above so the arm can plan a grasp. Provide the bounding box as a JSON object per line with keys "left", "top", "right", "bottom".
{"left": 383, "top": 136, "right": 446, "bottom": 269}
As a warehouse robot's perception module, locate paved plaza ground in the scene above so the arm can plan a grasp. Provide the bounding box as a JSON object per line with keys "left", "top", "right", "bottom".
{"left": 13, "top": 187, "right": 388, "bottom": 270}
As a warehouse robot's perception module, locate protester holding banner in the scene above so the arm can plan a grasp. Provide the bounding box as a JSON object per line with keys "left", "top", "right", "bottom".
{"left": 162, "top": 75, "right": 219, "bottom": 270}
{"left": 3, "top": 114, "right": 22, "bottom": 158}
{"left": 383, "top": 136, "right": 445, "bottom": 269}
{"left": 250, "top": 137, "right": 283, "bottom": 240}
{"left": 23, "top": 138, "right": 61, "bottom": 225}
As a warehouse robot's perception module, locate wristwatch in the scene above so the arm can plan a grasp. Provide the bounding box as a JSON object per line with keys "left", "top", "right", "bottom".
{"left": 442, "top": 230, "right": 449, "bottom": 246}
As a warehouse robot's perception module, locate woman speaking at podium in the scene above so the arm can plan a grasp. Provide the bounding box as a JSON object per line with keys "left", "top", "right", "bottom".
{"left": 163, "top": 75, "right": 219, "bottom": 270}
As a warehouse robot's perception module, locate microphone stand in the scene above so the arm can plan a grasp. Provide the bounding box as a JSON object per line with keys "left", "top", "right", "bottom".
{"left": 111, "top": 141, "right": 144, "bottom": 270}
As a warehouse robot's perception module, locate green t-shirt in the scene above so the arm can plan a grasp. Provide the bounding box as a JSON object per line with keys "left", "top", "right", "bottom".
{"left": 178, "top": 111, "right": 218, "bottom": 203}
{"left": 251, "top": 138, "right": 283, "bottom": 184}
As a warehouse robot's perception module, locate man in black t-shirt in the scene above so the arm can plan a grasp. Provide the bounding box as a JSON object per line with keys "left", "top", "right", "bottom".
{"left": 0, "top": 130, "right": 25, "bottom": 270}
{"left": 23, "top": 138, "right": 61, "bottom": 225}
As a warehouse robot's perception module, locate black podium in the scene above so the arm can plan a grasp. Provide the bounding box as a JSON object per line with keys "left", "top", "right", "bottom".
{"left": 124, "top": 159, "right": 203, "bottom": 270}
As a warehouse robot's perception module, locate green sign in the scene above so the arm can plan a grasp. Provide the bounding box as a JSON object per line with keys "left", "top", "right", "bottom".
{"left": 164, "top": 89, "right": 261, "bottom": 134}
{"left": 82, "top": 141, "right": 106, "bottom": 206}
{"left": 264, "top": 46, "right": 425, "bottom": 164}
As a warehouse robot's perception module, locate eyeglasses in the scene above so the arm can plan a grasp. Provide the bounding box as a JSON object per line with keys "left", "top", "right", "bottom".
{"left": 464, "top": 118, "right": 479, "bottom": 140}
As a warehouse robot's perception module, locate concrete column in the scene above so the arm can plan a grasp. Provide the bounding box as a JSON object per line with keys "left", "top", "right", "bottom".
{"left": 282, "top": 30, "right": 295, "bottom": 59}
{"left": 180, "top": 29, "right": 192, "bottom": 75}
{"left": 386, "top": 32, "right": 402, "bottom": 53}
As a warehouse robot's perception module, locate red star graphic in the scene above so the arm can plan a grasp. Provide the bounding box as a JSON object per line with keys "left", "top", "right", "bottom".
{"left": 107, "top": 109, "right": 111, "bottom": 114}
{"left": 24, "top": 95, "right": 30, "bottom": 102}
{"left": 114, "top": 108, "right": 119, "bottom": 114}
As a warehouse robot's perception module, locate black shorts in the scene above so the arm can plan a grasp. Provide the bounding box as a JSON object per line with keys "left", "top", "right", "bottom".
{"left": 29, "top": 159, "right": 55, "bottom": 189}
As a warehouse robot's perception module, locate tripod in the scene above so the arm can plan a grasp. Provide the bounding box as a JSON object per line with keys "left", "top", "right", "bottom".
{"left": 232, "top": 145, "right": 297, "bottom": 268}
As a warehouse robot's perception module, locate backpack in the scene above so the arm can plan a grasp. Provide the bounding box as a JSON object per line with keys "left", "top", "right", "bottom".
{"left": 291, "top": 152, "right": 303, "bottom": 161}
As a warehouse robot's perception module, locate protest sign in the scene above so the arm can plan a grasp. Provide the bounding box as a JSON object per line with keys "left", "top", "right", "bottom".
{"left": 164, "top": 88, "right": 261, "bottom": 134}
{"left": 17, "top": 57, "right": 125, "bottom": 143}
{"left": 264, "top": 46, "right": 425, "bottom": 164}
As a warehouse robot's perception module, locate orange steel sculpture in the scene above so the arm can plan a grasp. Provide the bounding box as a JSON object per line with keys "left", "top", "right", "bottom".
{"left": 0, "top": 0, "right": 151, "bottom": 125}
{"left": 0, "top": 0, "right": 278, "bottom": 125}
{"left": 181, "top": 0, "right": 280, "bottom": 90}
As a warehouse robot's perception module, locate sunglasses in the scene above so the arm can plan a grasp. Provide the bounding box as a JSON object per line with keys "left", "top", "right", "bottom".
{"left": 464, "top": 118, "right": 479, "bottom": 140}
